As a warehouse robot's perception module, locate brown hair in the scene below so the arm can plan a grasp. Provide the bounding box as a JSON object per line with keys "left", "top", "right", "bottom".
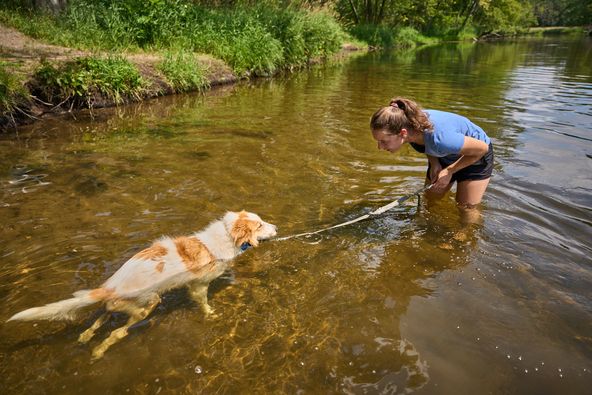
{"left": 370, "top": 97, "right": 433, "bottom": 135}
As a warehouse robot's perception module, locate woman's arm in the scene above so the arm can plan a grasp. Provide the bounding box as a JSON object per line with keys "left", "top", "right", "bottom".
{"left": 432, "top": 136, "right": 489, "bottom": 192}
{"left": 427, "top": 155, "right": 442, "bottom": 182}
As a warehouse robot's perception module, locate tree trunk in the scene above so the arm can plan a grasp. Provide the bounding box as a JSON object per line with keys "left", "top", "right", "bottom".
{"left": 426, "top": 0, "right": 443, "bottom": 33}
{"left": 33, "top": 0, "right": 68, "bottom": 14}
{"left": 459, "top": 0, "right": 479, "bottom": 33}
{"left": 365, "top": 0, "right": 373, "bottom": 24}
{"left": 348, "top": 0, "right": 360, "bottom": 24}
{"left": 377, "top": 0, "right": 388, "bottom": 24}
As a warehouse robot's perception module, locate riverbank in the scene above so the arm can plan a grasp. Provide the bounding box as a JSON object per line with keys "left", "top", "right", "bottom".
{"left": 0, "top": 22, "right": 365, "bottom": 130}
{"left": 0, "top": 1, "right": 368, "bottom": 131}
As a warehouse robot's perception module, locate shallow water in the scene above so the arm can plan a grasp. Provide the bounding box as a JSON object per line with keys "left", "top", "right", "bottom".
{"left": 1, "top": 36, "right": 591, "bottom": 394}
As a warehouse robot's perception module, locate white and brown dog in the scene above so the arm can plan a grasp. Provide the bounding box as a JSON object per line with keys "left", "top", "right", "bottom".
{"left": 7, "top": 211, "right": 277, "bottom": 359}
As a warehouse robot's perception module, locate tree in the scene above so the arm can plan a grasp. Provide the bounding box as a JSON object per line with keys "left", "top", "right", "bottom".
{"left": 532, "top": 0, "right": 592, "bottom": 26}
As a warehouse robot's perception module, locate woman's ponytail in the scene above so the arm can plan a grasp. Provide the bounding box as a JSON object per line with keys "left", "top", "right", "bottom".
{"left": 371, "top": 97, "right": 433, "bottom": 134}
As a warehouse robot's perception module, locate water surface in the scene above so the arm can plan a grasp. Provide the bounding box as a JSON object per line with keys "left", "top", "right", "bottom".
{"left": 1, "top": 36, "right": 591, "bottom": 394}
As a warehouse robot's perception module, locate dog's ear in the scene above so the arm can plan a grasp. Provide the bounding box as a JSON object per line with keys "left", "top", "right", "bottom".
{"left": 230, "top": 218, "right": 260, "bottom": 247}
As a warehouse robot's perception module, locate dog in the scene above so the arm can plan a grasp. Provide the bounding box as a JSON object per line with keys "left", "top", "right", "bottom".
{"left": 7, "top": 210, "right": 277, "bottom": 359}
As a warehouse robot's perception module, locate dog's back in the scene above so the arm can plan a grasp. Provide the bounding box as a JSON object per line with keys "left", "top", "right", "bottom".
{"left": 101, "top": 236, "right": 215, "bottom": 300}
{"left": 7, "top": 211, "right": 277, "bottom": 359}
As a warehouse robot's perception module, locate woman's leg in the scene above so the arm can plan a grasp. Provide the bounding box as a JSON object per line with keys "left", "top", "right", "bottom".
{"left": 456, "top": 178, "right": 490, "bottom": 206}
{"left": 456, "top": 178, "right": 490, "bottom": 224}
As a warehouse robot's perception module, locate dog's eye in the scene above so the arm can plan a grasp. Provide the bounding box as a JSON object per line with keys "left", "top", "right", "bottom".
{"left": 257, "top": 223, "right": 263, "bottom": 229}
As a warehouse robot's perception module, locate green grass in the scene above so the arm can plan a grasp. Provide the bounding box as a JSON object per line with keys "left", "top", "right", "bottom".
{"left": 157, "top": 52, "right": 209, "bottom": 93}
{"left": 349, "top": 24, "right": 395, "bottom": 48}
{"left": 349, "top": 24, "right": 437, "bottom": 49}
{"left": 394, "top": 27, "right": 438, "bottom": 47}
{"left": 34, "top": 56, "right": 145, "bottom": 108}
{"left": 524, "top": 26, "right": 585, "bottom": 36}
{"left": 0, "top": 1, "right": 350, "bottom": 76}
{"left": 0, "top": 61, "right": 27, "bottom": 123}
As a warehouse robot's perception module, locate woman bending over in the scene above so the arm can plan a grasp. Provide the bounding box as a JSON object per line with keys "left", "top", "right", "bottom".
{"left": 370, "top": 97, "right": 494, "bottom": 213}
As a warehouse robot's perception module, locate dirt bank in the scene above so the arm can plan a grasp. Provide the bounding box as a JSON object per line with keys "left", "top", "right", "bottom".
{"left": 0, "top": 23, "right": 364, "bottom": 131}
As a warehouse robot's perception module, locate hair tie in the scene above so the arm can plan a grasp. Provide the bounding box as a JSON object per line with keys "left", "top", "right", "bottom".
{"left": 389, "top": 100, "right": 405, "bottom": 110}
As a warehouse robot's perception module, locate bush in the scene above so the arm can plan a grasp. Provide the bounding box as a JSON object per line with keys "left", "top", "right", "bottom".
{"left": 157, "top": 52, "right": 209, "bottom": 93}
{"left": 34, "top": 56, "right": 145, "bottom": 107}
{"left": 0, "top": 62, "right": 27, "bottom": 123}
{"left": 349, "top": 24, "right": 395, "bottom": 48}
{"left": 0, "top": 1, "right": 349, "bottom": 75}
{"left": 393, "top": 27, "right": 436, "bottom": 48}
{"left": 349, "top": 24, "right": 435, "bottom": 49}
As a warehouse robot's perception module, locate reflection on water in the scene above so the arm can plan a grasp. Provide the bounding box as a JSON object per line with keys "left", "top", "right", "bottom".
{"left": 1, "top": 36, "right": 591, "bottom": 394}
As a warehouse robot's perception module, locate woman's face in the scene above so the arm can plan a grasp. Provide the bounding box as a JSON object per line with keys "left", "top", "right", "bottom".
{"left": 372, "top": 129, "right": 405, "bottom": 153}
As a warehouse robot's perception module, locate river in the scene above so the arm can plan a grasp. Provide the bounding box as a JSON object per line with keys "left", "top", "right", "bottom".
{"left": 1, "top": 36, "right": 591, "bottom": 394}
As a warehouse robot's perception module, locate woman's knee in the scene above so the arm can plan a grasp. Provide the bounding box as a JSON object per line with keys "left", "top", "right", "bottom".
{"left": 456, "top": 178, "right": 490, "bottom": 206}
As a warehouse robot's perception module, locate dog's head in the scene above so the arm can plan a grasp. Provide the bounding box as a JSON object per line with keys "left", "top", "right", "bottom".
{"left": 223, "top": 211, "right": 277, "bottom": 248}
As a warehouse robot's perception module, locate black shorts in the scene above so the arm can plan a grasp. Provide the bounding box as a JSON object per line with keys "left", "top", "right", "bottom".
{"left": 427, "top": 143, "right": 494, "bottom": 183}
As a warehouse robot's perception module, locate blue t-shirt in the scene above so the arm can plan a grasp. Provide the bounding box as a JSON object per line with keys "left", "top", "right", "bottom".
{"left": 412, "top": 110, "right": 490, "bottom": 158}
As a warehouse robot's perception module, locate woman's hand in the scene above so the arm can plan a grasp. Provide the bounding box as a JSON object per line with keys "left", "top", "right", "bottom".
{"left": 429, "top": 160, "right": 442, "bottom": 183}
{"left": 432, "top": 168, "right": 453, "bottom": 193}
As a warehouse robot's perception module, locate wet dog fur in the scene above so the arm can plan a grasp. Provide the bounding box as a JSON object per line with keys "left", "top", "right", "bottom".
{"left": 7, "top": 211, "right": 277, "bottom": 359}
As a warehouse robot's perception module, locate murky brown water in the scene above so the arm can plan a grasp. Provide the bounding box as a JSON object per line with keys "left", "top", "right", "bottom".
{"left": 1, "top": 36, "right": 591, "bottom": 394}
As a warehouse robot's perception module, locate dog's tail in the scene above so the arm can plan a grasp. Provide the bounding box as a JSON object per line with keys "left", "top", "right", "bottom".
{"left": 7, "top": 290, "right": 101, "bottom": 322}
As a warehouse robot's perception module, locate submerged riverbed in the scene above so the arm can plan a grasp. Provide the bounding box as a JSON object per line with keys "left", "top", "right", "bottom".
{"left": 1, "top": 36, "right": 591, "bottom": 394}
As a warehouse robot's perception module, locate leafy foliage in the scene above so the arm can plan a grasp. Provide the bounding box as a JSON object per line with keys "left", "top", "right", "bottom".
{"left": 157, "top": 52, "right": 210, "bottom": 93}
{"left": 0, "top": 62, "right": 27, "bottom": 121}
{"left": 348, "top": 24, "right": 435, "bottom": 48}
{"left": 532, "top": 0, "right": 592, "bottom": 26}
{"left": 0, "top": 1, "right": 349, "bottom": 76}
{"left": 34, "top": 56, "right": 145, "bottom": 107}
{"left": 332, "top": 0, "right": 540, "bottom": 38}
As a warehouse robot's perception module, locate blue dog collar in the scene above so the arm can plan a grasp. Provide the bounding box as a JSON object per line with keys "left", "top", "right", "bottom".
{"left": 240, "top": 242, "right": 252, "bottom": 252}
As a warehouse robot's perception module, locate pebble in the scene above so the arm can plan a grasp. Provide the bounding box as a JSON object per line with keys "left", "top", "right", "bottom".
{"left": 194, "top": 366, "right": 202, "bottom": 374}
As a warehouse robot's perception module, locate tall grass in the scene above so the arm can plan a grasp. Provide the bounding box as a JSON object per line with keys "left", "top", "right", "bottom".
{"left": 34, "top": 56, "right": 145, "bottom": 108}
{"left": 524, "top": 26, "right": 585, "bottom": 36}
{"left": 156, "top": 52, "right": 209, "bottom": 93}
{"left": 0, "top": 62, "right": 27, "bottom": 124}
{"left": 0, "top": 1, "right": 349, "bottom": 76}
{"left": 349, "top": 24, "right": 437, "bottom": 49}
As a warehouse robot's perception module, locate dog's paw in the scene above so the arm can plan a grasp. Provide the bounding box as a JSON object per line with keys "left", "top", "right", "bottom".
{"left": 203, "top": 304, "right": 222, "bottom": 319}
{"left": 90, "top": 348, "right": 105, "bottom": 361}
{"left": 203, "top": 304, "right": 215, "bottom": 315}
{"left": 78, "top": 330, "right": 94, "bottom": 344}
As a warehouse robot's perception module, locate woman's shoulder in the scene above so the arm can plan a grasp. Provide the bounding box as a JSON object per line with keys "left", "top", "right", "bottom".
{"left": 425, "top": 108, "right": 490, "bottom": 143}
{"left": 425, "top": 109, "right": 468, "bottom": 122}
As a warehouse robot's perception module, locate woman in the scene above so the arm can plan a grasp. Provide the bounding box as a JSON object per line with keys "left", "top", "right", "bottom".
{"left": 370, "top": 97, "right": 494, "bottom": 211}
